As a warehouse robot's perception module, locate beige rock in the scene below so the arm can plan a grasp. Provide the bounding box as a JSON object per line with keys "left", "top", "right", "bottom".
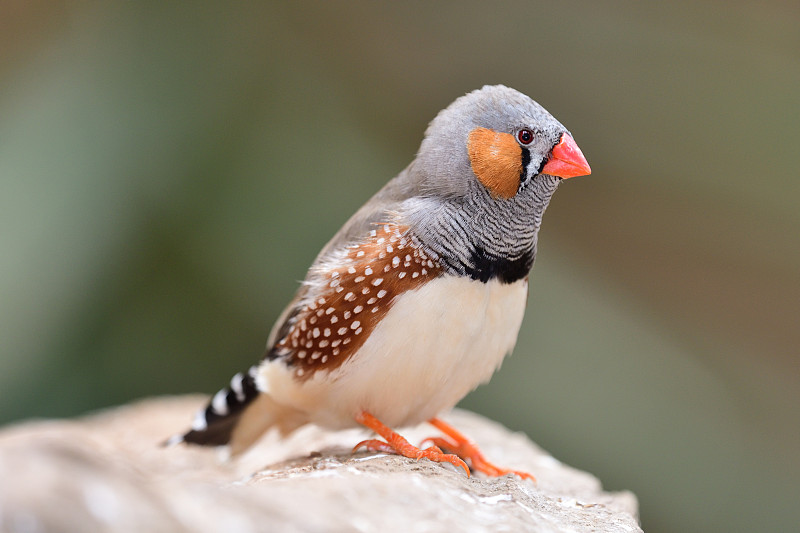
{"left": 0, "top": 396, "right": 640, "bottom": 532}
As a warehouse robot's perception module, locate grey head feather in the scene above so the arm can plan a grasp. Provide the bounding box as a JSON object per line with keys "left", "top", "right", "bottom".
{"left": 410, "top": 84, "right": 566, "bottom": 199}
{"left": 398, "top": 85, "right": 568, "bottom": 280}
{"left": 314, "top": 86, "right": 566, "bottom": 264}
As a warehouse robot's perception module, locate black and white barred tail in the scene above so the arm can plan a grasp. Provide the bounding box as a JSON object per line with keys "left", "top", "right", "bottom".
{"left": 168, "top": 366, "right": 261, "bottom": 447}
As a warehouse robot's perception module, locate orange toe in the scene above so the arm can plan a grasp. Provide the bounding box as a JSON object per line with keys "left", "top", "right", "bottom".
{"left": 353, "top": 438, "right": 396, "bottom": 454}
{"left": 355, "top": 411, "right": 470, "bottom": 476}
{"left": 427, "top": 417, "right": 536, "bottom": 481}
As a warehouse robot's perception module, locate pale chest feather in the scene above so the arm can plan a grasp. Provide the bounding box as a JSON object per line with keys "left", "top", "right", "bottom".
{"left": 258, "top": 276, "right": 528, "bottom": 429}
{"left": 264, "top": 222, "right": 441, "bottom": 376}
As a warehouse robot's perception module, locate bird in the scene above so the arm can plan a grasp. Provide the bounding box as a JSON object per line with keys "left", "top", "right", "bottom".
{"left": 169, "top": 85, "right": 591, "bottom": 479}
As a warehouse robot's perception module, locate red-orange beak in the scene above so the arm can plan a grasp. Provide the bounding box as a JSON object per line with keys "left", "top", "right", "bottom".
{"left": 540, "top": 133, "right": 591, "bottom": 179}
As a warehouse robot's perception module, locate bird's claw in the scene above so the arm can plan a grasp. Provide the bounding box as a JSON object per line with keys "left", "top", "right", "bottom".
{"left": 425, "top": 418, "right": 536, "bottom": 481}
{"left": 353, "top": 435, "right": 470, "bottom": 476}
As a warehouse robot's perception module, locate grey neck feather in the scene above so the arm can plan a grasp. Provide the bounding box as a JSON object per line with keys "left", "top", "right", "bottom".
{"left": 400, "top": 174, "right": 561, "bottom": 284}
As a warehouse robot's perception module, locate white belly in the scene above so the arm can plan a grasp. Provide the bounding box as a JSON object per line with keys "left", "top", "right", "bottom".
{"left": 257, "top": 276, "right": 528, "bottom": 429}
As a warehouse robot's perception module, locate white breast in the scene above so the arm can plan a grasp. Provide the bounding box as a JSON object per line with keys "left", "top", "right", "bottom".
{"left": 257, "top": 276, "right": 528, "bottom": 429}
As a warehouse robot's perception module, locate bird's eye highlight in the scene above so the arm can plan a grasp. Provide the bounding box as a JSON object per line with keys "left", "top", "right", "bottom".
{"left": 517, "top": 129, "right": 534, "bottom": 145}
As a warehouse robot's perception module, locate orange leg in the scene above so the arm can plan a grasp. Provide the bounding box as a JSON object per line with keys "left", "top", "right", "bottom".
{"left": 424, "top": 417, "right": 536, "bottom": 481}
{"left": 353, "top": 411, "right": 470, "bottom": 476}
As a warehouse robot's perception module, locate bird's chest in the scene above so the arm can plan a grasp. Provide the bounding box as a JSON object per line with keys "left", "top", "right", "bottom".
{"left": 294, "top": 276, "right": 529, "bottom": 428}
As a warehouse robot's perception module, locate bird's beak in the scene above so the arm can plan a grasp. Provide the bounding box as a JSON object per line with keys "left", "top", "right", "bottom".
{"left": 540, "top": 133, "right": 591, "bottom": 179}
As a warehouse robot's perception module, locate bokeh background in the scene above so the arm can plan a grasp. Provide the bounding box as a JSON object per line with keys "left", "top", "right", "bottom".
{"left": 1, "top": 2, "right": 798, "bottom": 532}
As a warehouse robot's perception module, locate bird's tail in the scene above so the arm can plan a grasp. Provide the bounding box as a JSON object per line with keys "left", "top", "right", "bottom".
{"left": 165, "top": 365, "right": 306, "bottom": 455}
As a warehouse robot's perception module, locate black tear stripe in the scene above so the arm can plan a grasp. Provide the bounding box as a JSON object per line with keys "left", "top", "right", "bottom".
{"left": 463, "top": 245, "right": 533, "bottom": 284}
{"left": 518, "top": 147, "right": 532, "bottom": 191}
{"left": 535, "top": 151, "right": 548, "bottom": 176}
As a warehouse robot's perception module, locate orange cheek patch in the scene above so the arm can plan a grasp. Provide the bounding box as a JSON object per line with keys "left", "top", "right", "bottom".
{"left": 467, "top": 127, "right": 523, "bottom": 199}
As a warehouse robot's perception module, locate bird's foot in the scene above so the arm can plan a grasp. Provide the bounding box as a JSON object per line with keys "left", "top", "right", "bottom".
{"left": 423, "top": 417, "right": 536, "bottom": 481}
{"left": 354, "top": 411, "right": 470, "bottom": 476}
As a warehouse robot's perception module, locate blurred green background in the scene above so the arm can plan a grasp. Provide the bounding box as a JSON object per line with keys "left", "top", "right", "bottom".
{"left": 1, "top": 2, "right": 798, "bottom": 532}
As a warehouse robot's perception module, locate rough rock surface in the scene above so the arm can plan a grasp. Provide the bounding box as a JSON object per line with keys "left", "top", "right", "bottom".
{"left": 0, "top": 396, "right": 640, "bottom": 532}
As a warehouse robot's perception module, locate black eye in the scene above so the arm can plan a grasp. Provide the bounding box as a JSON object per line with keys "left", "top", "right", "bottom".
{"left": 517, "top": 129, "right": 534, "bottom": 145}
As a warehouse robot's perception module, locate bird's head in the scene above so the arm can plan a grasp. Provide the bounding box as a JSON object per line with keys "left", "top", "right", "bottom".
{"left": 400, "top": 85, "right": 592, "bottom": 282}
{"left": 412, "top": 84, "right": 591, "bottom": 201}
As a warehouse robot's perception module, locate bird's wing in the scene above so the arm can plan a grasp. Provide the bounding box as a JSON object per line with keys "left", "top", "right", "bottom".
{"left": 265, "top": 166, "right": 414, "bottom": 348}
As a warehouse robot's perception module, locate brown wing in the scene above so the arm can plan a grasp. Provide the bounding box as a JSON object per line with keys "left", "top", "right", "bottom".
{"left": 264, "top": 222, "right": 441, "bottom": 379}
